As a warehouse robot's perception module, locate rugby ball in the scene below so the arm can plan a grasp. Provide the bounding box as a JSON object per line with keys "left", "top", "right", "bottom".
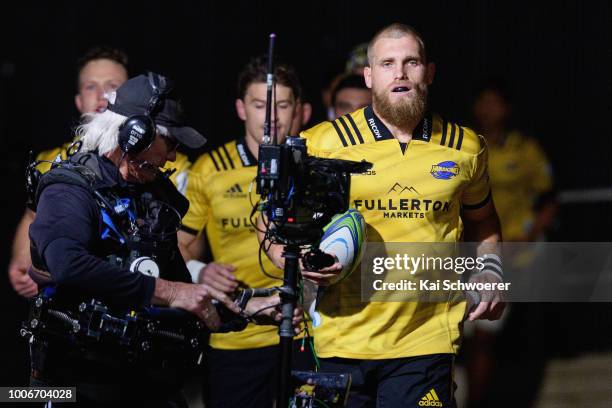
{"left": 319, "top": 208, "right": 366, "bottom": 284}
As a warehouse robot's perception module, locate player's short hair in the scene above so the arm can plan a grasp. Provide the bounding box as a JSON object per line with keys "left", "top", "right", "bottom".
{"left": 237, "top": 55, "right": 302, "bottom": 101}
{"left": 331, "top": 74, "right": 369, "bottom": 107}
{"left": 77, "top": 46, "right": 129, "bottom": 73}
{"left": 367, "top": 23, "right": 427, "bottom": 66}
{"left": 75, "top": 46, "right": 129, "bottom": 89}
{"left": 476, "top": 77, "right": 514, "bottom": 105}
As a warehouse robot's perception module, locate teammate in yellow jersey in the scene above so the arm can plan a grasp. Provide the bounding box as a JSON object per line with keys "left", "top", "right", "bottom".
{"left": 462, "top": 80, "right": 556, "bottom": 407}
{"left": 264, "top": 23, "right": 506, "bottom": 407}
{"left": 473, "top": 80, "right": 555, "bottom": 242}
{"left": 8, "top": 46, "right": 190, "bottom": 298}
{"left": 178, "top": 56, "right": 314, "bottom": 408}
{"left": 331, "top": 73, "right": 372, "bottom": 119}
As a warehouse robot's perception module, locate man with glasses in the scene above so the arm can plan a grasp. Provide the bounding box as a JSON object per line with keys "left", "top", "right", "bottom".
{"left": 9, "top": 46, "right": 191, "bottom": 298}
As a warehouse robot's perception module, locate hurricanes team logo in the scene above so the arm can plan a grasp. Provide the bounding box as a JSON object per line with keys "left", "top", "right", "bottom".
{"left": 430, "top": 161, "right": 459, "bottom": 180}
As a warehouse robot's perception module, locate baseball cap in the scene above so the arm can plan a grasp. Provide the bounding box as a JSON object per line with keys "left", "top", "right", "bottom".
{"left": 107, "top": 73, "right": 206, "bottom": 148}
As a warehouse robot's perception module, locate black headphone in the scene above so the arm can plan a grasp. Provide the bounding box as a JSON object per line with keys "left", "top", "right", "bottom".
{"left": 118, "top": 72, "right": 168, "bottom": 155}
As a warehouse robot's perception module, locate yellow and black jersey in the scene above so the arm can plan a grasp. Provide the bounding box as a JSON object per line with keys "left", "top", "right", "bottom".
{"left": 35, "top": 141, "right": 191, "bottom": 193}
{"left": 35, "top": 142, "right": 75, "bottom": 174}
{"left": 487, "top": 130, "right": 552, "bottom": 241}
{"left": 166, "top": 152, "right": 191, "bottom": 195}
{"left": 300, "top": 106, "right": 491, "bottom": 359}
{"left": 183, "top": 138, "right": 286, "bottom": 350}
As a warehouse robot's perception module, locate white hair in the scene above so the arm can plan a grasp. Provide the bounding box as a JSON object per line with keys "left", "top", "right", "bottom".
{"left": 76, "top": 110, "right": 170, "bottom": 156}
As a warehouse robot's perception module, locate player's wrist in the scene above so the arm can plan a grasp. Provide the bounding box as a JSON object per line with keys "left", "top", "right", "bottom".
{"left": 477, "top": 253, "right": 503, "bottom": 280}
{"left": 186, "top": 259, "right": 207, "bottom": 283}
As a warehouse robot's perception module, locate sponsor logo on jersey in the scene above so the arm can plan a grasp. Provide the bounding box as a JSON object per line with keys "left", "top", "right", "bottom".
{"left": 223, "top": 183, "right": 247, "bottom": 198}
{"left": 221, "top": 217, "right": 252, "bottom": 229}
{"left": 236, "top": 143, "right": 252, "bottom": 166}
{"left": 421, "top": 117, "right": 430, "bottom": 141}
{"left": 353, "top": 182, "right": 451, "bottom": 219}
{"left": 368, "top": 117, "right": 382, "bottom": 139}
{"left": 352, "top": 169, "right": 377, "bottom": 176}
{"left": 430, "top": 161, "right": 459, "bottom": 180}
{"left": 387, "top": 182, "right": 419, "bottom": 195}
{"left": 419, "top": 388, "right": 443, "bottom": 407}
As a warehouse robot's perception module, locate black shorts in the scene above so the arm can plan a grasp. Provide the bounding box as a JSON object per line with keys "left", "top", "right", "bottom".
{"left": 320, "top": 353, "right": 456, "bottom": 408}
{"left": 204, "top": 339, "right": 316, "bottom": 408}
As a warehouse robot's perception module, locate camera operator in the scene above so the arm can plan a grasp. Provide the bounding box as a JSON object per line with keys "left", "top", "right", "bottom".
{"left": 263, "top": 23, "right": 505, "bottom": 407}
{"left": 9, "top": 46, "right": 192, "bottom": 299}
{"left": 27, "top": 73, "right": 293, "bottom": 407}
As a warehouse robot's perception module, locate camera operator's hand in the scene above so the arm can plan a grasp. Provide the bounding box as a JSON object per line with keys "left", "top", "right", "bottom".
{"left": 197, "top": 262, "right": 238, "bottom": 293}
{"left": 244, "top": 294, "right": 303, "bottom": 334}
{"left": 153, "top": 279, "right": 240, "bottom": 330}
{"left": 300, "top": 256, "right": 343, "bottom": 286}
{"left": 8, "top": 261, "right": 38, "bottom": 298}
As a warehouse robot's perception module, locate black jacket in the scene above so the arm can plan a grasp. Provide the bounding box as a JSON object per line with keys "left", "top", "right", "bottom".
{"left": 29, "top": 152, "right": 191, "bottom": 309}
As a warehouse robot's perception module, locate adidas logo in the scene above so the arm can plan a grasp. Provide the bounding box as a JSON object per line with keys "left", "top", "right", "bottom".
{"left": 224, "top": 183, "right": 247, "bottom": 198}
{"left": 226, "top": 184, "right": 243, "bottom": 194}
{"left": 418, "top": 388, "right": 443, "bottom": 407}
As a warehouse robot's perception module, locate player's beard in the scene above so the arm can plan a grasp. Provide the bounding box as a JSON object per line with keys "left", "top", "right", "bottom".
{"left": 374, "top": 84, "right": 428, "bottom": 130}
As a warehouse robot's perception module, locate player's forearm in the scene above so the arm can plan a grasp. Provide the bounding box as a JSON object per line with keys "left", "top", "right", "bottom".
{"left": 463, "top": 211, "right": 502, "bottom": 257}
{"left": 256, "top": 214, "right": 285, "bottom": 269}
{"left": 177, "top": 230, "right": 202, "bottom": 261}
{"left": 528, "top": 201, "right": 558, "bottom": 241}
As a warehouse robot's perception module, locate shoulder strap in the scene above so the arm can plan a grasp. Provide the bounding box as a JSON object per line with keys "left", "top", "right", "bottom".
{"left": 33, "top": 152, "right": 103, "bottom": 209}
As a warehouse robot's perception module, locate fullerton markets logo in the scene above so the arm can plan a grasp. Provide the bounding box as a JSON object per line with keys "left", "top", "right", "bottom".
{"left": 387, "top": 183, "right": 420, "bottom": 195}
{"left": 430, "top": 161, "right": 459, "bottom": 180}
{"left": 353, "top": 182, "right": 452, "bottom": 220}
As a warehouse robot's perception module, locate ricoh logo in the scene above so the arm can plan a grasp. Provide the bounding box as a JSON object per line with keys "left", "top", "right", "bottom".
{"left": 421, "top": 118, "right": 429, "bottom": 140}
{"left": 368, "top": 118, "right": 382, "bottom": 138}
{"left": 236, "top": 144, "right": 251, "bottom": 166}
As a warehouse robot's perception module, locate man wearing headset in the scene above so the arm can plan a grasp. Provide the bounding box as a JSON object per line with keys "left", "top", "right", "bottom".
{"left": 8, "top": 46, "right": 192, "bottom": 299}
{"left": 28, "top": 74, "right": 299, "bottom": 406}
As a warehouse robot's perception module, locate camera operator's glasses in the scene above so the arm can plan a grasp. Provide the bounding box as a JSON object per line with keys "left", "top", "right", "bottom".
{"left": 163, "top": 135, "right": 179, "bottom": 153}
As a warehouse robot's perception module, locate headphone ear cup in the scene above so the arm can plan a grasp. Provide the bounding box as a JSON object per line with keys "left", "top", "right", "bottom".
{"left": 118, "top": 115, "right": 156, "bottom": 155}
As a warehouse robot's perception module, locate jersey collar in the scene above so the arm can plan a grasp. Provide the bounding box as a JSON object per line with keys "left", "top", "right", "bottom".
{"left": 235, "top": 136, "right": 257, "bottom": 167}
{"left": 364, "top": 105, "right": 433, "bottom": 143}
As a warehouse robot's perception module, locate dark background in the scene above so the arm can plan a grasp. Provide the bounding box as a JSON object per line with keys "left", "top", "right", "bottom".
{"left": 1, "top": 0, "right": 611, "bottom": 395}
